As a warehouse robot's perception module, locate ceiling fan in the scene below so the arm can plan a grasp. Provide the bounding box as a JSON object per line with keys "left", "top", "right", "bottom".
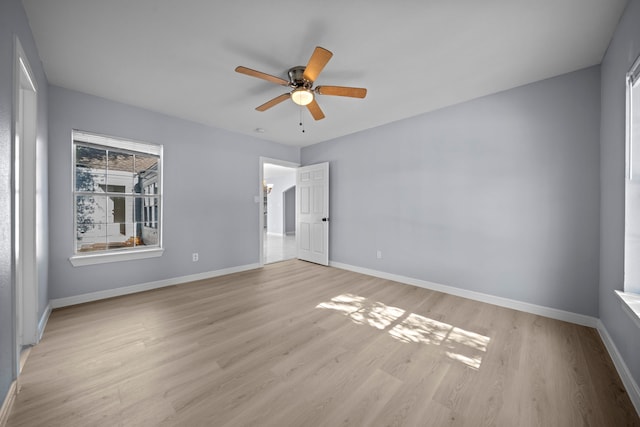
{"left": 235, "top": 46, "right": 367, "bottom": 121}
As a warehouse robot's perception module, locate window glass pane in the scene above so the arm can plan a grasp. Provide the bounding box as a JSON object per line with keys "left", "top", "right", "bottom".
{"left": 107, "top": 196, "right": 133, "bottom": 224}
{"left": 76, "top": 195, "right": 107, "bottom": 252}
{"left": 134, "top": 196, "right": 159, "bottom": 224}
{"left": 76, "top": 195, "right": 106, "bottom": 232}
{"left": 75, "top": 145, "right": 106, "bottom": 191}
{"left": 106, "top": 223, "right": 138, "bottom": 249}
{"left": 140, "top": 221, "right": 159, "bottom": 245}
{"left": 134, "top": 196, "right": 144, "bottom": 223}
{"left": 134, "top": 154, "right": 159, "bottom": 194}
{"left": 104, "top": 196, "right": 143, "bottom": 249}
{"left": 107, "top": 151, "right": 134, "bottom": 193}
{"left": 76, "top": 231, "right": 107, "bottom": 253}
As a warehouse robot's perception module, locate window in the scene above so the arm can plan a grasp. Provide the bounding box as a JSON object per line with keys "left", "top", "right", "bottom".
{"left": 70, "top": 131, "right": 163, "bottom": 266}
{"left": 621, "top": 55, "right": 640, "bottom": 327}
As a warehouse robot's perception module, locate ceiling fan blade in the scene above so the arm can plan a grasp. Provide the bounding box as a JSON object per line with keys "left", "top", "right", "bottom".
{"left": 235, "top": 66, "right": 289, "bottom": 86}
{"left": 256, "top": 93, "right": 291, "bottom": 111}
{"left": 306, "top": 99, "right": 325, "bottom": 120}
{"left": 303, "top": 47, "right": 333, "bottom": 83}
{"left": 316, "top": 86, "right": 367, "bottom": 98}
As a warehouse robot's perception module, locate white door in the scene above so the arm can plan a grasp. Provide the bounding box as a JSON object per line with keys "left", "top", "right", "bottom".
{"left": 296, "top": 162, "right": 329, "bottom": 265}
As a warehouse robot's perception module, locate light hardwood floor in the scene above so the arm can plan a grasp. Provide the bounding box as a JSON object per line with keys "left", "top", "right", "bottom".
{"left": 6, "top": 260, "right": 640, "bottom": 426}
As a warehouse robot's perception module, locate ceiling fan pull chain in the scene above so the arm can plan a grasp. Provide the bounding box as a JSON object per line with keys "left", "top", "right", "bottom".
{"left": 300, "top": 108, "right": 305, "bottom": 133}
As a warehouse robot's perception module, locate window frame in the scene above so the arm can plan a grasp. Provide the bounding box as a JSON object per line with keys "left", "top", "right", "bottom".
{"left": 69, "top": 130, "right": 164, "bottom": 267}
{"left": 620, "top": 54, "right": 640, "bottom": 326}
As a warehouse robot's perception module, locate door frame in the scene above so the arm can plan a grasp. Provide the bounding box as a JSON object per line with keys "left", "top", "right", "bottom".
{"left": 259, "top": 157, "right": 299, "bottom": 266}
{"left": 13, "top": 36, "right": 39, "bottom": 377}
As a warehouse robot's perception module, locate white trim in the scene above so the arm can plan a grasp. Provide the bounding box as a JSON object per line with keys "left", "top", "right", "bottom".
{"left": 73, "top": 130, "right": 162, "bottom": 155}
{"left": 69, "top": 248, "right": 164, "bottom": 266}
{"left": 15, "top": 39, "right": 37, "bottom": 92}
{"left": 329, "top": 261, "right": 598, "bottom": 328}
{"left": 260, "top": 157, "right": 300, "bottom": 169}
{"left": 13, "top": 36, "right": 40, "bottom": 372}
{"left": 51, "top": 262, "right": 261, "bottom": 308}
{"left": 37, "top": 303, "right": 51, "bottom": 342}
{"left": 597, "top": 320, "right": 640, "bottom": 417}
{"left": 616, "top": 290, "right": 640, "bottom": 329}
{"left": 0, "top": 380, "right": 16, "bottom": 427}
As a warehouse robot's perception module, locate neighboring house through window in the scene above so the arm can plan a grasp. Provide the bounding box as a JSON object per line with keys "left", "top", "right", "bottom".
{"left": 70, "top": 130, "right": 163, "bottom": 266}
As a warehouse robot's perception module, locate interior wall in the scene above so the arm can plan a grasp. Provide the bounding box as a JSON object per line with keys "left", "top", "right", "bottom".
{"left": 302, "top": 66, "right": 601, "bottom": 317}
{"left": 0, "top": 0, "right": 49, "bottom": 406}
{"left": 284, "top": 186, "right": 296, "bottom": 235}
{"left": 600, "top": 0, "right": 640, "bottom": 391}
{"left": 48, "top": 86, "right": 299, "bottom": 300}
{"left": 265, "top": 172, "right": 296, "bottom": 235}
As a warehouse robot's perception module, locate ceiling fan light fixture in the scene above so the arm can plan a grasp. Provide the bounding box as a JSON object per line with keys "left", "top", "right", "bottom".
{"left": 291, "top": 88, "right": 314, "bottom": 106}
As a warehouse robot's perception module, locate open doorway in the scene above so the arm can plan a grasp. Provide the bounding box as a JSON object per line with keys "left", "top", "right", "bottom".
{"left": 261, "top": 159, "right": 298, "bottom": 264}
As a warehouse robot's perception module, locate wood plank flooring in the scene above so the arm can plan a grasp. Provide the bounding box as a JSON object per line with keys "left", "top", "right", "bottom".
{"left": 6, "top": 260, "right": 640, "bottom": 426}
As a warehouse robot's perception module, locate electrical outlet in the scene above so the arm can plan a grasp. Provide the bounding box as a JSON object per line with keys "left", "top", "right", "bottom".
{"left": 376, "top": 250, "right": 382, "bottom": 259}
{"left": 192, "top": 253, "right": 199, "bottom": 262}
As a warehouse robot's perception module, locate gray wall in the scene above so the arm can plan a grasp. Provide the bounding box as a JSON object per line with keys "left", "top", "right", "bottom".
{"left": 284, "top": 186, "right": 296, "bottom": 235}
{"left": 48, "top": 86, "right": 299, "bottom": 300}
{"left": 0, "top": 0, "right": 49, "bottom": 407}
{"left": 600, "top": 0, "right": 640, "bottom": 390}
{"left": 302, "top": 66, "right": 601, "bottom": 317}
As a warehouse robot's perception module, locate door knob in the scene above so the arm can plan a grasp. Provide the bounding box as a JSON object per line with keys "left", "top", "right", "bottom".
{"left": 322, "top": 217, "right": 329, "bottom": 222}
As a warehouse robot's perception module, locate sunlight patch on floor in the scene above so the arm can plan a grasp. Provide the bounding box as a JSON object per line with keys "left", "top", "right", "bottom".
{"left": 317, "top": 293, "right": 490, "bottom": 369}
{"left": 316, "top": 293, "right": 405, "bottom": 330}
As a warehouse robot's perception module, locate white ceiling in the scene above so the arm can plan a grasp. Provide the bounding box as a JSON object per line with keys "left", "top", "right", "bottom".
{"left": 22, "top": 0, "right": 626, "bottom": 147}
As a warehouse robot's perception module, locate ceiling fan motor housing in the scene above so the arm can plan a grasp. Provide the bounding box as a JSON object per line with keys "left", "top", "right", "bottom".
{"left": 288, "top": 66, "right": 312, "bottom": 89}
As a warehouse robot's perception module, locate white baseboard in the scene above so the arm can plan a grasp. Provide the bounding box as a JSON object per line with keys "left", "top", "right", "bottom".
{"left": 597, "top": 320, "right": 640, "bottom": 416}
{"left": 37, "top": 303, "right": 51, "bottom": 342}
{"left": 329, "top": 262, "right": 599, "bottom": 328}
{"left": 50, "top": 263, "right": 261, "bottom": 308}
{"left": 0, "top": 380, "right": 16, "bottom": 427}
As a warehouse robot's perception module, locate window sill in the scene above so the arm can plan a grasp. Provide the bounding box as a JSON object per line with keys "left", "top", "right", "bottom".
{"left": 615, "top": 290, "right": 640, "bottom": 329}
{"left": 69, "top": 248, "right": 164, "bottom": 267}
